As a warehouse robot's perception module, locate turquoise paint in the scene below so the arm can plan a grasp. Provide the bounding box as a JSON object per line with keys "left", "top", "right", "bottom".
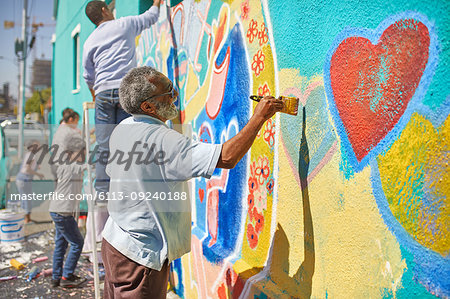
{"left": 338, "top": 144, "right": 355, "bottom": 180}
{"left": 268, "top": 0, "right": 450, "bottom": 110}
{"left": 394, "top": 244, "right": 439, "bottom": 298}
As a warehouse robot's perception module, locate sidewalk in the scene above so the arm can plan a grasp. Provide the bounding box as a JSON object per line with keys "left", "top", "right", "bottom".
{"left": 0, "top": 223, "right": 98, "bottom": 299}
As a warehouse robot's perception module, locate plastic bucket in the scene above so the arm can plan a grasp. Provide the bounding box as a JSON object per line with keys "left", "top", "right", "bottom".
{"left": 0, "top": 209, "right": 25, "bottom": 243}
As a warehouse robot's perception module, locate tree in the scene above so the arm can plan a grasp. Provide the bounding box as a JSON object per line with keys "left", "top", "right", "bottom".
{"left": 25, "top": 88, "right": 51, "bottom": 114}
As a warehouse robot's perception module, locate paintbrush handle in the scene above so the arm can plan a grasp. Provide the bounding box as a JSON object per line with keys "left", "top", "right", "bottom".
{"left": 250, "top": 95, "right": 264, "bottom": 102}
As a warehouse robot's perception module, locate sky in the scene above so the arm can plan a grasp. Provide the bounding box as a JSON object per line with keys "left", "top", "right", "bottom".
{"left": 0, "top": 0, "right": 55, "bottom": 101}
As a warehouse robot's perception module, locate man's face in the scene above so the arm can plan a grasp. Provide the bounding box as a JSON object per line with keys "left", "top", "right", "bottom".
{"left": 149, "top": 75, "right": 179, "bottom": 120}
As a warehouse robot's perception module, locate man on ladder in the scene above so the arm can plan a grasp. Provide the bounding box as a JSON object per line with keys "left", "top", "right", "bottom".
{"left": 81, "top": 1, "right": 161, "bottom": 297}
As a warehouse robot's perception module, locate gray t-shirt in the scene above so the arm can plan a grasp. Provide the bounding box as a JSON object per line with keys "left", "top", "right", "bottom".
{"left": 48, "top": 163, "right": 86, "bottom": 216}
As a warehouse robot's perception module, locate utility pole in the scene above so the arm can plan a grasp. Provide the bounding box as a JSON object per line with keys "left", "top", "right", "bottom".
{"left": 18, "top": 0, "right": 28, "bottom": 159}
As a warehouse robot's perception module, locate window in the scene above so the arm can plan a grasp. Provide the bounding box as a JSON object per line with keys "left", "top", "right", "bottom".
{"left": 72, "top": 24, "right": 81, "bottom": 93}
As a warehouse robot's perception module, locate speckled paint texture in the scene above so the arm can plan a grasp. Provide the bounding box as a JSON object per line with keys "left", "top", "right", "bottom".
{"left": 53, "top": 0, "right": 450, "bottom": 297}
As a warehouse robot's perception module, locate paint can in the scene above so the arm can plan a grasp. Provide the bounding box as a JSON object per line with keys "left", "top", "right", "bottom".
{"left": 10, "top": 259, "right": 25, "bottom": 270}
{"left": 0, "top": 209, "right": 25, "bottom": 243}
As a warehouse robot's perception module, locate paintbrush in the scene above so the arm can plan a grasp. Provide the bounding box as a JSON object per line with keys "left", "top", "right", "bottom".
{"left": 250, "top": 95, "right": 299, "bottom": 116}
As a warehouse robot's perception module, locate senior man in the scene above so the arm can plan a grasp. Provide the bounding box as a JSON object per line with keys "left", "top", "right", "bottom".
{"left": 101, "top": 66, "right": 283, "bottom": 298}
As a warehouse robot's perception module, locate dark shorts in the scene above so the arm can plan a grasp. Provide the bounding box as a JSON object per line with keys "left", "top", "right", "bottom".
{"left": 102, "top": 239, "right": 169, "bottom": 299}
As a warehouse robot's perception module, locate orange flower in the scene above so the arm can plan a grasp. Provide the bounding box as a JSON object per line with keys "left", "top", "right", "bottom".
{"left": 257, "top": 83, "right": 271, "bottom": 97}
{"left": 253, "top": 208, "right": 265, "bottom": 233}
{"left": 255, "top": 156, "right": 270, "bottom": 185}
{"left": 240, "top": 0, "right": 250, "bottom": 21}
{"left": 258, "top": 22, "right": 269, "bottom": 46}
{"left": 246, "top": 19, "right": 258, "bottom": 43}
{"left": 248, "top": 175, "right": 258, "bottom": 195}
{"left": 247, "top": 223, "right": 258, "bottom": 249}
{"left": 251, "top": 50, "right": 265, "bottom": 77}
{"left": 263, "top": 118, "right": 275, "bottom": 147}
{"left": 247, "top": 193, "right": 255, "bottom": 218}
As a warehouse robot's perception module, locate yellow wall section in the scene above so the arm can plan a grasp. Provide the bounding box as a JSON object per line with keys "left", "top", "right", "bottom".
{"left": 378, "top": 114, "right": 450, "bottom": 256}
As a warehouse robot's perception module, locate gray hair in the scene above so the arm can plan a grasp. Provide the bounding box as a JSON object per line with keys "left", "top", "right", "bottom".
{"left": 119, "top": 66, "right": 160, "bottom": 114}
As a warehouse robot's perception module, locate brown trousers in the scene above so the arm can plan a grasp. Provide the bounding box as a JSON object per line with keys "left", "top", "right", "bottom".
{"left": 102, "top": 239, "right": 169, "bottom": 299}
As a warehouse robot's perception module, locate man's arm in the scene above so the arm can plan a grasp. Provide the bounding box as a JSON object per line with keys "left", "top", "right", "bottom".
{"left": 217, "top": 96, "right": 284, "bottom": 169}
{"left": 82, "top": 44, "right": 95, "bottom": 97}
{"left": 124, "top": 0, "right": 161, "bottom": 36}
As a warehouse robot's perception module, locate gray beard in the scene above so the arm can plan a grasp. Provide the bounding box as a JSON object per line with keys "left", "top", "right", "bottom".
{"left": 147, "top": 99, "right": 179, "bottom": 120}
{"left": 158, "top": 102, "right": 178, "bottom": 120}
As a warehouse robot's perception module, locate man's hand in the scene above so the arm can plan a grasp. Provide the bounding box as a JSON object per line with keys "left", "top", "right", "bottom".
{"left": 153, "top": 0, "right": 161, "bottom": 8}
{"left": 216, "top": 96, "right": 284, "bottom": 169}
{"left": 253, "top": 96, "right": 284, "bottom": 121}
{"left": 89, "top": 88, "right": 96, "bottom": 102}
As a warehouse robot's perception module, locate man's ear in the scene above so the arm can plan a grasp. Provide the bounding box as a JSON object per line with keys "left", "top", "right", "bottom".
{"left": 141, "top": 101, "right": 156, "bottom": 115}
{"left": 101, "top": 7, "right": 110, "bottom": 19}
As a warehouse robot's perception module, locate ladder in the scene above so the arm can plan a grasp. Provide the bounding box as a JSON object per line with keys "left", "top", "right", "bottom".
{"left": 82, "top": 101, "right": 100, "bottom": 299}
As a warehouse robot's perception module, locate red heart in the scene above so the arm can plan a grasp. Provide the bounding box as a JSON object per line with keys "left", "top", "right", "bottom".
{"left": 330, "top": 19, "right": 429, "bottom": 161}
{"left": 199, "top": 188, "right": 205, "bottom": 203}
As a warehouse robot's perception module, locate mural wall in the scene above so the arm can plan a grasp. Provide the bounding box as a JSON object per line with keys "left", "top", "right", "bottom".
{"left": 133, "top": 0, "right": 449, "bottom": 297}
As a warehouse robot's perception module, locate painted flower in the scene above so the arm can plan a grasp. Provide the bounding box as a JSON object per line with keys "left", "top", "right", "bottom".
{"left": 263, "top": 118, "right": 275, "bottom": 147}
{"left": 258, "top": 22, "right": 269, "bottom": 46}
{"left": 246, "top": 19, "right": 258, "bottom": 43}
{"left": 257, "top": 83, "right": 271, "bottom": 97}
{"left": 248, "top": 174, "right": 258, "bottom": 195}
{"left": 247, "top": 223, "right": 258, "bottom": 249}
{"left": 266, "top": 178, "right": 274, "bottom": 194}
{"left": 253, "top": 184, "right": 267, "bottom": 214}
{"left": 247, "top": 193, "right": 255, "bottom": 217}
{"left": 249, "top": 160, "right": 258, "bottom": 177}
{"left": 255, "top": 156, "right": 270, "bottom": 185}
{"left": 251, "top": 50, "right": 265, "bottom": 77}
{"left": 240, "top": 0, "right": 250, "bottom": 21}
{"left": 253, "top": 208, "right": 265, "bottom": 233}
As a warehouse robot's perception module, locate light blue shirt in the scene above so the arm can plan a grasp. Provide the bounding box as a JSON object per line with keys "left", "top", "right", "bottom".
{"left": 102, "top": 115, "right": 222, "bottom": 270}
{"left": 82, "top": 6, "right": 159, "bottom": 94}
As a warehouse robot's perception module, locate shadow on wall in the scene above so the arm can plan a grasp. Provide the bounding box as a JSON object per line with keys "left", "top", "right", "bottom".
{"left": 231, "top": 107, "right": 315, "bottom": 298}
{"left": 268, "top": 106, "right": 315, "bottom": 298}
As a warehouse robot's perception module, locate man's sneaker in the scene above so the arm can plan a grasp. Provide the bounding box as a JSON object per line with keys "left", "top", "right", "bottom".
{"left": 60, "top": 274, "right": 86, "bottom": 288}
{"left": 50, "top": 279, "right": 60, "bottom": 288}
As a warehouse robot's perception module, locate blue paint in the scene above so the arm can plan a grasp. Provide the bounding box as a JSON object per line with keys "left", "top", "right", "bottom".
{"left": 171, "top": 258, "right": 184, "bottom": 297}
{"left": 323, "top": 12, "right": 439, "bottom": 172}
{"left": 191, "top": 23, "right": 250, "bottom": 263}
{"left": 338, "top": 143, "right": 355, "bottom": 180}
{"left": 371, "top": 161, "right": 450, "bottom": 297}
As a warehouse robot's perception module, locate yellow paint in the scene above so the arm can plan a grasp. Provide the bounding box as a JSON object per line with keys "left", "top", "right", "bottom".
{"left": 184, "top": 65, "right": 200, "bottom": 105}
{"left": 256, "top": 143, "right": 406, "bottom": 298}
{"left": 238, "top": 38, "right": 277, "bottom": 269}
{"left": 378, "top": 113, "right": 450, "bottom": 256}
